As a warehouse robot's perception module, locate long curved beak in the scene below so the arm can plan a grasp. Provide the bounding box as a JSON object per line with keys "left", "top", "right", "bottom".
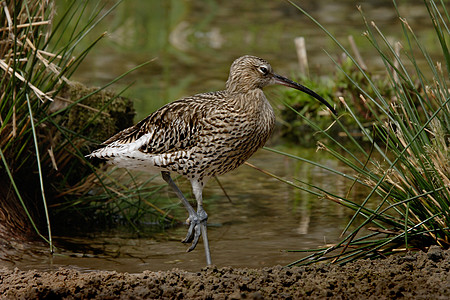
{"left": 273, "top": 73, "right": 337, "bottom": 116}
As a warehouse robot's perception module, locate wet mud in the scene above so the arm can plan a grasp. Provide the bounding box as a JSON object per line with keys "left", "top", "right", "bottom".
{"left": 1, "top": 246, "right": 449, "bottom": 299}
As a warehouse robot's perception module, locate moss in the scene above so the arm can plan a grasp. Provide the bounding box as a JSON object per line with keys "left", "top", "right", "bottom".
{"left": 37, "top": 81, "right": 135, "bottom": 190}
{"left": 60, "top": 81, "right": 135, "bottom": 144}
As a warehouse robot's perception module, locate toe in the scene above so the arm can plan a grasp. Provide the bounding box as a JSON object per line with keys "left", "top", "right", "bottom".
{"left": 187, "top": 224, "right": 201, "bottom": 252}
{"left": 182, "top": 221, "right": 195, "bottom": 243}
{"left": 182, "top": 213, "right": 198, "bottom": 243}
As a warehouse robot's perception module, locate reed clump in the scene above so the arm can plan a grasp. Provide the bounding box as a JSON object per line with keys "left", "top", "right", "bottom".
{"left": 271, "top": 0, "right": 449, "bottom": 265}
{"left": 0, "top": 1, "right": 169, "bottom": 251}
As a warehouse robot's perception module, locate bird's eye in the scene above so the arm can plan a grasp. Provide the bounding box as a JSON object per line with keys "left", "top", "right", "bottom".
{"left": 258, "top": 66, "right": 268, "bottom": 75}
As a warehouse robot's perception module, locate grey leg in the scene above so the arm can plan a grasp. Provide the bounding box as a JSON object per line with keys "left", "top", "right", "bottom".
{"left": 191, "top": 179, "right": 212, "bottom": 266}
{"left": 161, "top": 172, "right": 212, "bottom": 265}
{"left": 161, "top": 171, "right": 197, "bottom": 242}
{"left": 200, "top": 219, "right": 212, "bottom": 265}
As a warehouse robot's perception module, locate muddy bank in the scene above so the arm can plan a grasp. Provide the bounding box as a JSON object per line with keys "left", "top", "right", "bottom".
{"left": 1, "top": 246, "right": 449, "bottom": 299}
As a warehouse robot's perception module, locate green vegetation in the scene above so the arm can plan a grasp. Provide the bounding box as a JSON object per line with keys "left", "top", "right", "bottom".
{"left": 271, "top": 0, "right": 450, "bottom": 264}
{"left": 280, "top": 57, "right": 397, "bottom": 146}
{"left": 0, "top": 1, "right": 175, "bottom": 252}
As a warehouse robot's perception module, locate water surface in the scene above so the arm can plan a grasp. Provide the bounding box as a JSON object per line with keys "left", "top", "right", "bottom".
{"left": 8, "top": 147, "right": 367, "bottom": 272}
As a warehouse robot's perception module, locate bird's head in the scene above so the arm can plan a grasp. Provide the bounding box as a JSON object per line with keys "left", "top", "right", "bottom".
{"left": 226, "top": 55, "right": 274, "bottom": 92}
{"left": 226, "top": 55, "right": 337, "bottom": 115}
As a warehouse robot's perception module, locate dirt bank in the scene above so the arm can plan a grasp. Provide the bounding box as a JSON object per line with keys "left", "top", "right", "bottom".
{"left": 1, "top": 246, "right": 449, "bottom": 299}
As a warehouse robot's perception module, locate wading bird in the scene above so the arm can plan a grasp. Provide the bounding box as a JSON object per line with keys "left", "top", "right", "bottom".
{"left": 87, "top": 55, "right": 336, "bottom": 265}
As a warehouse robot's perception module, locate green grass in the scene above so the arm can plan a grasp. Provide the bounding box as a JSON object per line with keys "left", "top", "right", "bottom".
{"left": 279, "top": 57, "right": 397, "bottom": 146}
{"left": 267, "top": 0, "right": 450, "bottom": 265}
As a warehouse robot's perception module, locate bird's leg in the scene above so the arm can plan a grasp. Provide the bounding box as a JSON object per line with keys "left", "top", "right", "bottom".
{"left": 161, "top": 172, "right": 212, "bottom": 265}
{"left": 161, "top": 171, "right": 199, "bottom": 244}
{"left": 190, "top": 179, "right": 212, "bottom": 265}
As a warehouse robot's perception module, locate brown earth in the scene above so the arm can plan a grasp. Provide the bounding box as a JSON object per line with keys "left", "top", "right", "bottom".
{"left": 1, "top": 246, "right": 449, "bottom": 299}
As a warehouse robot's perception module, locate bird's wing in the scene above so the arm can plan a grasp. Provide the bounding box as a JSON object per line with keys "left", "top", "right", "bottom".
{"left": 100, "top": 92, "right": 222, "bottom": 155}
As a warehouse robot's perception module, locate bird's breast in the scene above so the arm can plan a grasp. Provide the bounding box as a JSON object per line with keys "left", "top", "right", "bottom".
{"left": 200, "top": 90, "right": 275, "bottom": 162}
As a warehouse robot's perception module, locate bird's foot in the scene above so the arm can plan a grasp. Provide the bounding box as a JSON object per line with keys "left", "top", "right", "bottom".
{"left": 182, "top": 210, "right": 208, "bottom": 252}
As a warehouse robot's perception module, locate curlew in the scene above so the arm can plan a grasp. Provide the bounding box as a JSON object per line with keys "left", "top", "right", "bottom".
{"left": 87, "top": 55, "right": 336, "bottom": 265}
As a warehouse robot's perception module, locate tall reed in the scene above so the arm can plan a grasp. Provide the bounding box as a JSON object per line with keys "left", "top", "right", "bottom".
{"left": 271, "top": 0, "right": 449, "bottom": 265}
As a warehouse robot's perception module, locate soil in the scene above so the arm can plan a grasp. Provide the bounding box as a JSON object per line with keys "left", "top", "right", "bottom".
{"left": 1, "top": 246, "right": 449, "bottom": 299}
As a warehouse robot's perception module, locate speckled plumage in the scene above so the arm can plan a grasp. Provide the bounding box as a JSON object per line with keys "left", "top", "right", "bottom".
{"left": 89, "top": 57, "right": 276, "bottom": 185}
{"left": 87, "top": 55, "right": 335, "bottom": 266}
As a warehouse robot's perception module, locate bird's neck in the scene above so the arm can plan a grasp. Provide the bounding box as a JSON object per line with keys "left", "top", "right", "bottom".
{"left": 225, "top": 89, "right": 275, "bottom": 126}
{"left": 225, "top": 76, "right": 260, "bottom": 94}
{"left": 224, "top": 88, "right": 263, "bottom": 109}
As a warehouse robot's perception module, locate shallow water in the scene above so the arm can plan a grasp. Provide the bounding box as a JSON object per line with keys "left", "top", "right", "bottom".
{"left": 5, "top": 147, "right": 367, "bottom": 272}
{"left": 1, "top": 0, "right": 438, "bottom": 272}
